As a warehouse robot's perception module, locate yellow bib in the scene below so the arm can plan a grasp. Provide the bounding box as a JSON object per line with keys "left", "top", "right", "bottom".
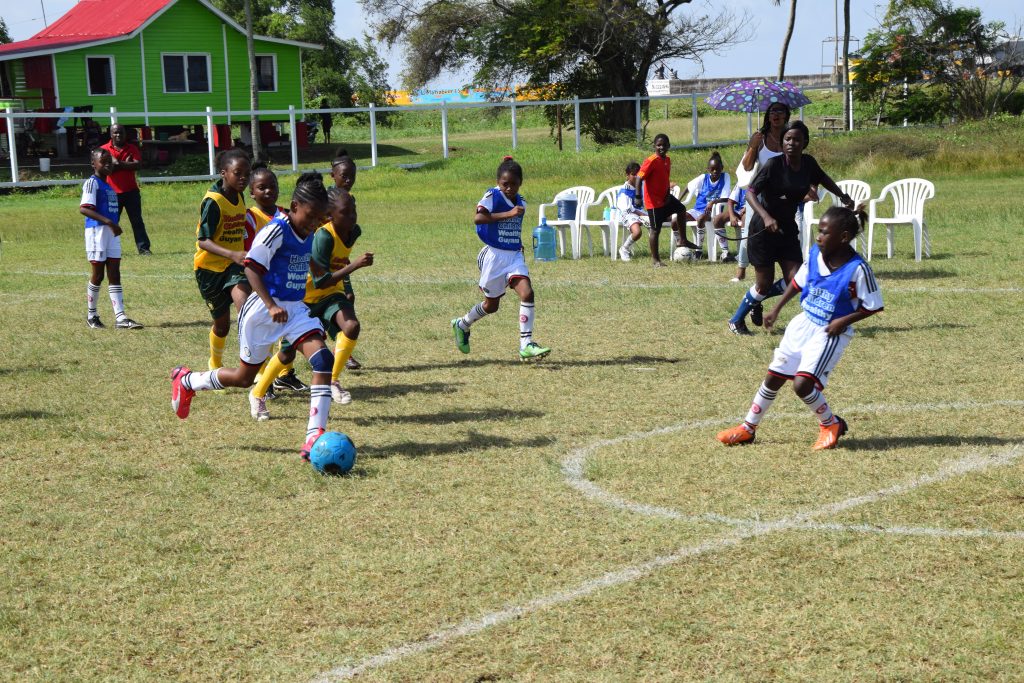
{"left": 194, "top": 190, "right": 247, "bottom": 272}
{"left": 304, "top": 221, "right": 354, "bottom": 304}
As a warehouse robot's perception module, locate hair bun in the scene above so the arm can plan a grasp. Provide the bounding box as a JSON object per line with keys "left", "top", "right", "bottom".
{"left": 502, "top": 155, "right": 514, "bottom": 161}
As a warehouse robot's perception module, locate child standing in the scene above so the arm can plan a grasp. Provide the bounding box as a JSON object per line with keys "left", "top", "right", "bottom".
{"left": 616, "top": 162, "right": 650, "bottom": 262}
{"left": 81, "top": 148, "right": 143, "bottom": 330}
{"left": 451, "top": 156, "right": 551, "bottom": 361}
{"left": 683, "top": 151, "right": 731, "bottom": 258}
{"left": 171, "top": 173, "right": 334, "bottom": 459}
{"left": 194, "top": 149, "right": 252, "bottom": 373}
{"left": 329, "top": 148, "right": 364, "bottom": 372}
{"left": 637, "top": 133, "right": 697, "bottom": 267}
{"left": 712, "top": 185, "right": 747, "bottom": 264}
{"left": 246, "top": 162, "right": 309, "bottom": 395}
{"left": 716, "top": 206, "right": 882, "bottom": 450}
{"left": 250, "top": 187, "right": 373, "bottom": 418}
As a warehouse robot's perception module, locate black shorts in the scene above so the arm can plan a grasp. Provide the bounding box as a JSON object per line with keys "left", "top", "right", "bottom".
{"left": 646, "top": 194, "right": 688, "bottom": 229}
{"left": 195, "top": 264, "right": 248, "bottom": 319}
{"left": 747, "top": 217, "right": 803, "bottom": 268}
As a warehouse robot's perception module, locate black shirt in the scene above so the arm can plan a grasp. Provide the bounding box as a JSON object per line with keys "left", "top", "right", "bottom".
{"left": 750, "top": 154, "right": 826, "bottom": 234}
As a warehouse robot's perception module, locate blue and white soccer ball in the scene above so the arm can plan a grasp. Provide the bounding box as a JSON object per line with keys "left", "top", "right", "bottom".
{"left": 672, "top": 246, "right": 695, "bottom": 263}
{"left": 309, "top": 431, "right": 357, "bottom": 475}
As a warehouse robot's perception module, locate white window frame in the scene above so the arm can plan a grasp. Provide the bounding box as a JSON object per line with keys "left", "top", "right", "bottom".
{"left": 160, "top": 52, "right": 213, "bottom": 94}
{"left": 86, "top": 55, "right": 116, "bottom": 96}
{"left": 255, "top": 53, "right": 278, "bottom": 92}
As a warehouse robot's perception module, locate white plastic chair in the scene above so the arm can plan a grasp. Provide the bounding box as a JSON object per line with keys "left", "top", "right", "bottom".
{"left": 537, "top": 186, "right": 595, "bottom": 259}
{"left": 578, "top": 186, "right": 618, "bottom": 259}
{"left": 866, "top": 178, "right": 935, "bottom": 261}
{"left": 665, "top": 185, "right": 691, "bottom": 253}
{"left": 801, "top": 180, "right": 872, "bottom": 259}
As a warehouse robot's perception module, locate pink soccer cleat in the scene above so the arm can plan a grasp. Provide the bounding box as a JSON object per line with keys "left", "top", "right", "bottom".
{"left": 170, "top": 366, "right": 195, "bottom": 420}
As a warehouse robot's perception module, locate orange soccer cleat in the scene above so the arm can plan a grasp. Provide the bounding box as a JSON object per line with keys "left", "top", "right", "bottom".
{"left": 812, "top": 416, "right": 848, "bottom": 451}
{"left": 717, "top": 423, "right": 756, "bottom": 446}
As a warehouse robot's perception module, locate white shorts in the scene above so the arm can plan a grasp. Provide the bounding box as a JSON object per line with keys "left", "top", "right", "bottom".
{"left": 85, "top": 225, "right": 122, "bottom": 262}
{"left": 686, "top": 208, "right": 710, "bottom": 222}
{"left": 237, "top": 294, "right": 324, "bottom": 365}
{"left": 477, "top": 245, "right": 529, "bottom": 298}
{"left": 768, "top": 312, "right": 853, "bottom": 389}
{"left": 620, "top": 209, "right": 650, "bottom": 230}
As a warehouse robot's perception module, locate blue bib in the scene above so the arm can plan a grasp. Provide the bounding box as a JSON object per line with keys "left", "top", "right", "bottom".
{"left": 263, "top": 216, "right": 314, "bottom": 302}
{"left": 693, "top": 174, "right": 727, "bottom": 212}
{"left": 85, "top": 176, "right": 119, "bottom": 229}
{"left": 616, "top": 182, "right": 641, "bottom": 210}
{"left": 476, "top": 187, "right": 525, "bottom": 250}
{"left": 733, "top": 188, "right": 747, "bottom": 212}
{"left": 800, "top": 245, "right": 863, "bottom": 326}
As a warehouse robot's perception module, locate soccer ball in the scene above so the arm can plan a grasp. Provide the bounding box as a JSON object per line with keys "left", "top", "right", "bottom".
{"left": 672, "top": 246, "right": 694, "bottom": 263}
{"left": 309, "top": 431, "right": 357, "bottom": 475}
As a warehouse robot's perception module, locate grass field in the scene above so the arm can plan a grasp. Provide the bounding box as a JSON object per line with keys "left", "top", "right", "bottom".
{"left": 2, "top": 118, "right": 1023, "bottom": 681}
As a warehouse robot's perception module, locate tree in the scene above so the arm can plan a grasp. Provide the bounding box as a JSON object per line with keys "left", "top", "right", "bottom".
{"left": 774, "top": 0, "right": 798, "bottom": 81}
{"left": 244, "top": 0, "right": 263, "bottom": 161}
{"left": 363, "top": 0, "right": 745, "bottom": 142}
{"left": 0, "top": 18, "right": 11, "bottom": 44}
{"left": 855, "top": 0, "right": 1024, "bottom": 122}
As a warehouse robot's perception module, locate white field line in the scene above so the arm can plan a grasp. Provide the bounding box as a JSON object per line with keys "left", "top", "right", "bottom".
{"left": 562, "top": 399, "right": 1024, "bottom": 526}
{"left": 5, "top": 269, "right": 1023, "bottom": 295}
{"left": 791, "top": 521, "right": 1024, "bottom": 541}
{"left": 312, "top": 402, "right": 1024, "bottom": 682}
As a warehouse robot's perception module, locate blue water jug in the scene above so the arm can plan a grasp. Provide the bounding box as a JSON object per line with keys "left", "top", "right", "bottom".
{"left": 533, "top": 218, "right": 557, "bottom": 262}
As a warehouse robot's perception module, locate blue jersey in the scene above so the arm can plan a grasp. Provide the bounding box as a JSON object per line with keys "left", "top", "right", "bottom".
{"left": 476, "top": 187, "right": 525, "bottom": 251}
{"left": 80, "top": 175, "right": 119, "bottom": 229}
{"left": 616, "top": 181, "right": 642, "bottom": 212}
{"left": 800, "top": 244, "right": 865, "bottom": 326}
{"left": 730, "top": 187, "right": 747, "bottom": 213}
{"left": 693, "top": 174, "right": 728, "bottom": 212}
{"left": 245, "top": 214, "right": 314, "bottom": 302}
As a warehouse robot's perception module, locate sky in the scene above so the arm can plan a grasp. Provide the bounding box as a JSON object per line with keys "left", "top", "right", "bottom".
{"left": 4, "top": 0, "right": 1022, "bottom": 89}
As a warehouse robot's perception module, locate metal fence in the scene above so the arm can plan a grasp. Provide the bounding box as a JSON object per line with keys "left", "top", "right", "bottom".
{"left": 1, "top": 84, "right": 859, "bottom": 189}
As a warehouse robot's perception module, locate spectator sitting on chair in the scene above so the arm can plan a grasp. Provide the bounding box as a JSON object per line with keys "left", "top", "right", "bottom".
{"left": 101, "top": 124, "right": 153, "bottom": 255}
{"left": 83, "top": 118, "right": 103, "bottom": 151}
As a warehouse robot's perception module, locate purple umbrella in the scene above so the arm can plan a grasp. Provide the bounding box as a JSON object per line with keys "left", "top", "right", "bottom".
{"left": 704, "top": 78, "right": 812, "bottom": 112}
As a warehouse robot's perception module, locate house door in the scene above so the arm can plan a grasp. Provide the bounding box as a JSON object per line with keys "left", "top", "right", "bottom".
{"left": 23, "top": 56, "right": 57, "bottom": 109}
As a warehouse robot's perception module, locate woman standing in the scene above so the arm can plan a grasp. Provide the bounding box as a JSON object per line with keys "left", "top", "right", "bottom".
{"left": 732, "top": 102, "right": 790, "bottom": 283}
{"left": 727, "top": 120, "right": 852, "bottom": 335}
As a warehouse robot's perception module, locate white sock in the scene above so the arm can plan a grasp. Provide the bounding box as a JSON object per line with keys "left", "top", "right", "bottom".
{"left": 802, "top": 388, "right": 836, "bottom": 425}
{"left": 621, "top": 234, "right": 635, "bottom": 251}
{"left": 743, "top": 382, "right": 778, "bottom": 429}
{"left": 183, "top": 369, "right": 223, "bottom": 392}
{"left": 460, "top": 302, "right": 488, "bottom": 330}
{"left": 306, "top": 384, "right": 331, "bottom": 438}
{"left": 748, "top": 284, "right": 766, "bottom": 302}
{"left": 87, "top": 282, "right": 100, "bottom": 317}
{"left": 108, "top": 284, "right": 126, "bottom": 321}
{"left": 714, "top": 228, "right": 728, "bottom": 250}
{"left": 519, "top": 302, "right": 535, "bottom": 350}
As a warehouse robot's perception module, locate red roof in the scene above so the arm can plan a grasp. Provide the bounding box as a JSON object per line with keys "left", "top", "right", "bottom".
{"left": 0, "top": 0, "right": 175, "bottom": 58}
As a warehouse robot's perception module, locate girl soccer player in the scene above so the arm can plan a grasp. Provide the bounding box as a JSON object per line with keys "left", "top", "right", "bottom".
{"left": 171, "top": 173, "right": 335, "bottom": 459}
{"left": 194, "top": 149, "right": 252, "bottom": 372}
{"left": 81, "top": 148, "right": 143, "bottom": 329}
{"left": 451, "top": 156, "right": 551, "bottom": 361}
{"left": 682, "top": 151, "right": 731, "bottom": 258}
{"left": 717, "top": 206, "right": 883, "bottom": 450}
{"left": 246, "top": 162, "right": 309, "bottom": 395}
{"left": 328, "top": 148, "right": 364, "bottom": 372}
{"left": 251, "top": 186, "right": 373, "bottom": 416}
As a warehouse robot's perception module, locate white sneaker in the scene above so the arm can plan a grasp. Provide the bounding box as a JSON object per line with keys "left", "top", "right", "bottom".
{"left": 330, "top": 380, "right": 352, "bottom": 405}
{"left": 248, "top": 389, "right": 270, "bottom": 421}
{"left": 618, "top": 245, "right": 632, "bottom": 261}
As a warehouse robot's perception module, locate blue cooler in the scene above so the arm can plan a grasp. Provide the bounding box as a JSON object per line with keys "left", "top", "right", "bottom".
{"left": 556, "top": 196, "right": 578, "bottom": 220}
{"left": 533, "top": 218, "right": 557, "bottom": 261}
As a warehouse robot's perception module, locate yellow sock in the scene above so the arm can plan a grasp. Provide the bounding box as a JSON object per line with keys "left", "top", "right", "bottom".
{"left": 278, "top": 361, "right": 294, "bottom": 379}
{"left": 208, "top": 330, "right": 227, "bottom": 370}
{"left": 332, "top": 334, "right": 358, "bottom": 382}
{"left": 253, "top": 354, "right": 286, "bottom": 399}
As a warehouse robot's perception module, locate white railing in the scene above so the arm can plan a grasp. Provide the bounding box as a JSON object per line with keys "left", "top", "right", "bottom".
{"left": 1, "top": 85, "right": 856, "bottom": 189}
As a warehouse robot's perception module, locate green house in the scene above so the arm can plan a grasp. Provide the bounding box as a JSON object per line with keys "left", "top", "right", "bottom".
{"left": 0, "top": 0, "right": 321, "bottom": 126}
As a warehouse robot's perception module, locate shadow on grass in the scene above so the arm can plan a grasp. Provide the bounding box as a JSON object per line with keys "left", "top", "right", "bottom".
{"left": 268, "top": 381, "right": 463, "bottom": 404}
{"left": 858, "top": 322, "right": 969, "bottom": 338}
{"left": 358, "top": 431, "right": 554, "bottom": 459}
{"left": 871, "top": 268, "right": 957, "bottom": 280}
{"left": 843, "top": 434, "right": 1022, "bottom": 451}
{"left": 0, "top": 364, "right": 73, "bottom": 376}
{"left": 149, "top": 320, "right": 215, "bottom": 329}
{"left": 0, "top": 409, "right": 55, "bottom": 420}
{"left": 351, "top": 408, "right": 544, "bottom": 426}
{"left": 372, "top": 355, "right": 681, "bottom": 374}
{"left": 295, "top": 141, "right": 422, "bottom": 165}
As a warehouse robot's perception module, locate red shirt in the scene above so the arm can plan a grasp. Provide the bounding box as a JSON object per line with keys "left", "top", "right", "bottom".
{"left": 99, "top": 141, "right": 141, "bottom": 193}
{"left": 637, "top": 153, "right": 671, "bottom": 209}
